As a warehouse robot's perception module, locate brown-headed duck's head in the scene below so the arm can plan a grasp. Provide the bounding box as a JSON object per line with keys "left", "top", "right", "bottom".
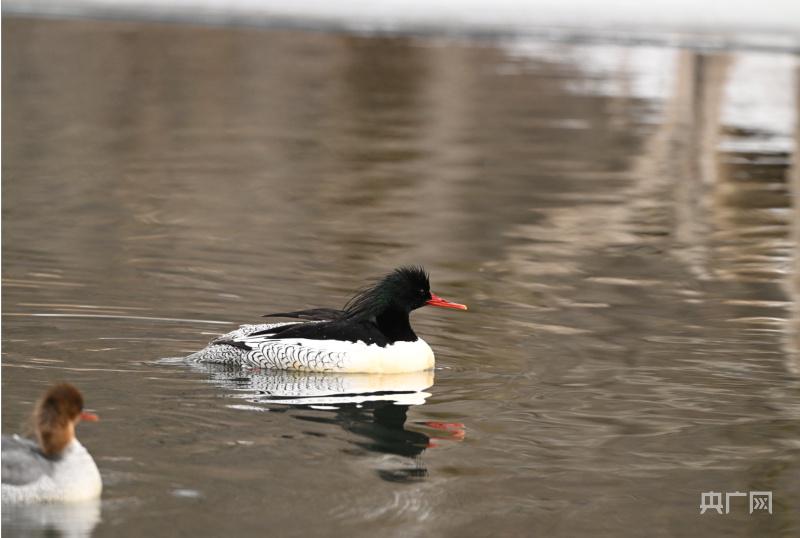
{"left": 34, "top": 383, "right": 98, "bottom": 457}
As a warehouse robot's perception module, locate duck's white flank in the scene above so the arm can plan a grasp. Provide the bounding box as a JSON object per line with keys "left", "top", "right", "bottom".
{"left": 1, "top": 438, "right": 102, "bottom": 504}
{"left": 190, "top": 323, "right": 435, "bottom": 374}
{"left": 247, "top": 337, "right": 435, "bottom": 374}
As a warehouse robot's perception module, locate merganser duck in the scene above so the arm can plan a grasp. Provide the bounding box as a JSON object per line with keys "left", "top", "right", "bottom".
{"left": 187, "top": 266, "right": 467, "bottom": 374}
{"left": 2, "top": 384, "right": 102, "bottom": 504}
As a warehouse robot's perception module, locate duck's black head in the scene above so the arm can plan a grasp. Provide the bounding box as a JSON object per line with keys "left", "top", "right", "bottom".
{"left": 342, "top": 266, "right": 467, "bottom": 321}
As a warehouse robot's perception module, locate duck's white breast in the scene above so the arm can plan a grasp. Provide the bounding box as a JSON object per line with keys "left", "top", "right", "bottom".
{"left": 2, "top": 440, "right": 102, "bottom": 504}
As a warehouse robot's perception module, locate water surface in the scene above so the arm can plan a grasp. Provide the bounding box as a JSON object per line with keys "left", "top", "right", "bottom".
{"left": 2, "top": 16, "right": 799, "bottom": 537}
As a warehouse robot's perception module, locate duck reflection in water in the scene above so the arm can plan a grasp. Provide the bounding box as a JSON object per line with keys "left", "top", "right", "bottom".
{"left": 1, "top": 498, "right": 101, "bottom": 538}
{"left": 188, "top": 364, "right": 465, "bottom": 482}
{"left": 292, "top": 400, "right": 464, "bottom": 482}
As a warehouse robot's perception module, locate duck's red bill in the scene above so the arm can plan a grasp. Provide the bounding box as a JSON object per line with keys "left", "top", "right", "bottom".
{"left": 80, "top": 411, "right": 99, "bottom": 422}
{"left": 426, "top": 293, "right": 468, "bottom": 311}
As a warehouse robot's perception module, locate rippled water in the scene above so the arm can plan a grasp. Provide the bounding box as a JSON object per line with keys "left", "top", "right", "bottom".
{"left": 3, "top": 16, "right": 799, "bottom": 537}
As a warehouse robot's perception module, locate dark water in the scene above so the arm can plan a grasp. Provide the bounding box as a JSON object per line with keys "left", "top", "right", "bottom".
{"left": 3, "top": 16, "right": 799, "bottom": 538}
